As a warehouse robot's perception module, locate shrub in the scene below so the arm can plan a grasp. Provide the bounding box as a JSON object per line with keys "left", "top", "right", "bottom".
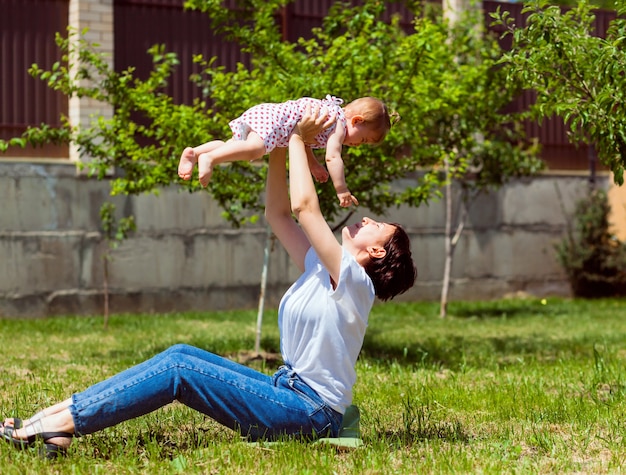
{"left": 556, "top": 188, "right": 626, "bottom": 298}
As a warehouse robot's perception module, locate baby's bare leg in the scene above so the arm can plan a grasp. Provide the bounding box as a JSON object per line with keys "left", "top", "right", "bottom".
{"left": 198, "top": 134, "right": 266, "bottom": 188}
{"left": 178, "top": 140, "right": 225, "bottom": 181}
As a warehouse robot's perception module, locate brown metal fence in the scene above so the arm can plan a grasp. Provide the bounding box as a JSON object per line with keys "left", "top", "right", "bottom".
{"left": 0, "top": 0, "right": 69, "bottom": 157}
{"left": 113, "top": 0, "right": 251, "bottom": 106}
{"left": 0, "top": 0, "right": 618, "bottom": 170}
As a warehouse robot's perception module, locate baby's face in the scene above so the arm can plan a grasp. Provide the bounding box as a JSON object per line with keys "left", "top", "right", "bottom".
{"left": 343, "top": 122, "right": 380, "bottom": 146}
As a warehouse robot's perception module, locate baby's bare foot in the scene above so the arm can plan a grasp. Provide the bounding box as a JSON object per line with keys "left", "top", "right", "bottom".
{"left": 198, "top": 153, "right": 214, "bottom": 188}
{"left": 309, "top": 161, "right": 329, "bottom": 183}
{"left": 178, "top": 147, "right": 197, "bottom": 180}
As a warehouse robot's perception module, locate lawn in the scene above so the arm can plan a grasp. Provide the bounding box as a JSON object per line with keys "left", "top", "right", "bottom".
{"left": 1, "top": 298, "right": 625, "bottom": 474}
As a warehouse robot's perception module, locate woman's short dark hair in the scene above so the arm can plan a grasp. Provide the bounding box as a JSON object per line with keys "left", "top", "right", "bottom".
{"left": 363, "top": 224, "right": 417, "bottom": 301}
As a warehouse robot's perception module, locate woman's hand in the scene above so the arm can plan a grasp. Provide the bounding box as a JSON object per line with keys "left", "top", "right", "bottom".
{"left": 295, "top": 103, "right": 336, "bottom": 145}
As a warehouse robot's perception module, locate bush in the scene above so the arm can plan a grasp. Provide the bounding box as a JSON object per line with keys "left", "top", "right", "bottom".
{"left": 556, "top": 188, "right": 626, "bottom": 298}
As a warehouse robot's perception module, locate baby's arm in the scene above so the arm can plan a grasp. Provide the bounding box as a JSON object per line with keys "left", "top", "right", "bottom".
{"left": 325, "top": 127, "right": 358, "bottom": 207}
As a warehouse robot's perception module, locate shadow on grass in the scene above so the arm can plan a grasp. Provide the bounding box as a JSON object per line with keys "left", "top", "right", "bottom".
{"left": 84, "top": 425, "right": 235, "bottom": 461}
{"left": 374, "top": 419, "right": 469, "bottom": 447}
{"left": 99, "top": 297, "right": 616, "bottom": 374}
{"left": 361, "top": 332, "right": 598, "bottom": 369}
{"left": 449, "top": 304, "right": 554, "bottom": 319}
{"left": 101, "top": 331, "right": 595, "bottom": 374}
{"left": 373, "top": 298, "right": 560, "bottom": 321}
{"left": 444, "top": 297, "right": 586, "bottom": 320}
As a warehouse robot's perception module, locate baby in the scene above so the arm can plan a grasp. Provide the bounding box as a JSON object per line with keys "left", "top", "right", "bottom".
{"left": 178, "top": 95, "right": 395, "bottom": 207}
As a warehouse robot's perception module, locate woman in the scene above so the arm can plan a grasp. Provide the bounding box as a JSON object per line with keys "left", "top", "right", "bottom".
{"left": 1, "top": 105, "right": 417, "bottom": 458}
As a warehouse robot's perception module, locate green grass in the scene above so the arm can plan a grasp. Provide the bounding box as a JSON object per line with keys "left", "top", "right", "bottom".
{"left": 1, "top": 298, "right": 626, "bottom": 474}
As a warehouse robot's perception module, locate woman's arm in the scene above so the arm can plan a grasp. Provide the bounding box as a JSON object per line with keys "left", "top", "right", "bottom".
{"left": 265, "top": 147, "right": 310, "bottom": 272}
{"left": 265, "top": 104, "right": 340, "bottom": 277}
{"left": 288, "top": 122, "right": 343, "bottom": 286}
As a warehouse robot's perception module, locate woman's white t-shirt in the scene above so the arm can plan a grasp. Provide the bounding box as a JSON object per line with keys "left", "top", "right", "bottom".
{"left": 278, "top": 247, "right": 375, "bottom": 414}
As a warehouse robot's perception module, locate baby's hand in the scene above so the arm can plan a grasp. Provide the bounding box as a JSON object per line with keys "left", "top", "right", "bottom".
{"left": 338, "top": 191, "right": 359, "bottom": 208}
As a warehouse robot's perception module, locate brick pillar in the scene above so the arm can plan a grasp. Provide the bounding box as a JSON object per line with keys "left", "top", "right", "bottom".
{"left": 68, "top": 0, "right": 114, "bottom": 163}
{"left": 443, "top": 0, "right": 472, "bottom": 25}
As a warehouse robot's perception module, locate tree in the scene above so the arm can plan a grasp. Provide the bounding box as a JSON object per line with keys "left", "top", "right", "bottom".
{"left": 556, "top": 188, "right": 626, "bottom": 297}
{"left": 491, "top": 0, "right": 626, "bottom": 185}
{"left": 551, "top": 0, "right": 615, "bottom": 10}
{"left": 186, "top": 0, "right": 543, "bottom": 318}
{"left": 395, "top": 7, "right": 544, "bottom": 317}
{"left": 1, "top": 0, "right": 541, "bottom": 323}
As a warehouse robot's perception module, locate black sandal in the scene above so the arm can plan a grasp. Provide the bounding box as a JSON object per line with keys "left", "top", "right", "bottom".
{"left": 8, "top": 418, "right": 23, "bottom": 429}
{"left": 4, "top": 410, "right": 45, "bottom": 430}
{"left": 1, "top": 420, "right": 73, "bottom": 459}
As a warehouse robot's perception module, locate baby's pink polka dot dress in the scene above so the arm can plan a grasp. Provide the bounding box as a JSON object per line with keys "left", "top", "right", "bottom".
{"left": 228, "top": 95, "right": 347, "bottom": 154}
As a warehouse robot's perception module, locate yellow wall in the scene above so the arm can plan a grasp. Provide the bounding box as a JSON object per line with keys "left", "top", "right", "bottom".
{"left": 608, "top": 174, "right": 626, "bottom": 241}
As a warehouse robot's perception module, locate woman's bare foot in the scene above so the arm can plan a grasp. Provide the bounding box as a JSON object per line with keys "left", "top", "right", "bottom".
{"left": 178, "top": 147, "right": 197, "bottom": 180}
{"left": 198, "top": 153, "right": 214, "bottom": 188}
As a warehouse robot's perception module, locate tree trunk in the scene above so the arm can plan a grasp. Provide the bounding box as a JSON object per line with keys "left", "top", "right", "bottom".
{"left": 254, "top": 226, "right": 273, "bottom": 354}
{"left": 103, "top": 255, "right": 110, "bottom": 330}
{"left": 440, "top": 159, "right": 453, "bottom": 318}
{"left": 440, "top": 159, "right": 469, "bottom": 318}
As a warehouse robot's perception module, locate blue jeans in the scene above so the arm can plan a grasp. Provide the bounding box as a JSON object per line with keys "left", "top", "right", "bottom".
{"left": 68, "top": 344, "right": 343, "bottom": 441}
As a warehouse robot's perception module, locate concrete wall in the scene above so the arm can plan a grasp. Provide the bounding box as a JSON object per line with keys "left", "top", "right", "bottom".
{"left": 0, "top": 159, "right": 605, "bottom": 318}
